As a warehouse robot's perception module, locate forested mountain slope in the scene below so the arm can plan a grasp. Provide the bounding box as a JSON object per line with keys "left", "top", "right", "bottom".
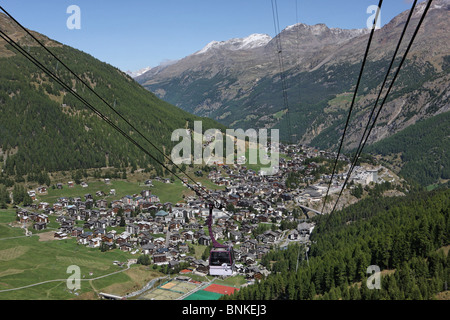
{"left": 365, "top": 111, "right": 450, "bottom": 187}
{"left": 222, "top": 188, "right": 450, "bottom": 300}
{"left": 0, "top": 13, "right": 224, "bottom": 177}
{"left": 137, "top": 1, "right": 449, "bottom": 149}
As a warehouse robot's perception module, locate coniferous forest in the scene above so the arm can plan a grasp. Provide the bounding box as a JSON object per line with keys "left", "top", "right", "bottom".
{"left": 0, "top": 43, "right": 225, "bottom": 176}
{"left": 222, "top": 188, "right": 449, "bottom": 300}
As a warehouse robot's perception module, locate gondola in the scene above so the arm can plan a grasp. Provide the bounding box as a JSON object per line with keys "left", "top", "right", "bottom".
{"left": 206, "top": 203, "right": 235, "bottom": 276}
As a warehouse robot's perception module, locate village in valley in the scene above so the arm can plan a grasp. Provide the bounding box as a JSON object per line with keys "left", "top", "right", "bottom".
{"left": 15, "top": 143, "right": 399, "bottom": 289}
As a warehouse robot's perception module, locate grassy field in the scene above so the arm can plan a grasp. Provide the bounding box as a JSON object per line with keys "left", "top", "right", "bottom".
{"left": 0, "top": 169, "right": 241, "bottom": 300}
{"left": 0, "top": 209, "right": 164, "bottom": 300}
{"left": 35, "top": 178, "right": 191, "bottom": 205}
{"left": 35, "top": 167, "right": 228, "bottom": 207}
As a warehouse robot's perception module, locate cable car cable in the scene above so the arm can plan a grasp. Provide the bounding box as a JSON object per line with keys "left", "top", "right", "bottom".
{"left": 320, "top": 0, "right": 383, "bottom": 215}
{"left": 327, "top": 0, "right": 423, "bottom": 216}
{"left": 271, "top": 0, "right": 293, "bottom": 144}
{"left": 0, "top": 4, "right": 213, "bottom": 203}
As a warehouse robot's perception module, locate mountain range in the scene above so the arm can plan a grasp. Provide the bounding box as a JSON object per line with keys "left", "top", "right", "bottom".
{"left": 136, "top": 0, "right": 449, "bottom": 152}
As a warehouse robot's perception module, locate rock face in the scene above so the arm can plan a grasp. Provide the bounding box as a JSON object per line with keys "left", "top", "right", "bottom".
{"left": 136, "top": 0, "right": 450, "bottom": 150}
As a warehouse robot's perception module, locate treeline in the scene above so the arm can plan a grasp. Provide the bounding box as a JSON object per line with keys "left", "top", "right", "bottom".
{"left": 0, "top": 184, "right": 32, "bottom": 208}
{"left": 365, "top": 111, "right": 450, "bottom": 187}
{"left": 222, "top": 188, "right": 449, "bottom": 300}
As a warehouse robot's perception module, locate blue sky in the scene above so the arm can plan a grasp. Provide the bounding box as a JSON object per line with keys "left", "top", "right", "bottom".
{"left": 0, "top": 0, "right": 419, "bottom": 72}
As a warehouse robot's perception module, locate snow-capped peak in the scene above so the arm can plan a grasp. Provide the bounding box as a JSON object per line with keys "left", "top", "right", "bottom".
{"left": 195, "top": 33, "right": 272, "bottom": 55}
{"left": 126, "top": 66, "right": 152, "bottom": 78}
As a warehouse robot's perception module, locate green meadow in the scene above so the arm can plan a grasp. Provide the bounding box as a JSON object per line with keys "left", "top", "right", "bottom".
{"left": 0, "top": 209, "right": 163, "bottom": 300}
{"left": 36, "top": 178, "right": 190, "bottom": 205}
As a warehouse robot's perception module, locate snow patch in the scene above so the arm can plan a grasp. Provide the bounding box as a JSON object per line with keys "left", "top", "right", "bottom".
{"left": 195, "top": 33, "right": 271, "bottom": 55}
{"left": 126, "top": 66, "right": 152, "bottom": 78}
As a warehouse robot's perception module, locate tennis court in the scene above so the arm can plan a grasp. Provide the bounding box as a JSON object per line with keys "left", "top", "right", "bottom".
{"left": 183, "top": 283, "right": 239, "bottom": 300}
{"left": 183, "top": 290, "right": 223, "bottom": 300}
{"left": 204, "top": 283, "right": 239, "bottom": 295}
{"left": 139, "top": 279, "right": 199, "bottom": 300}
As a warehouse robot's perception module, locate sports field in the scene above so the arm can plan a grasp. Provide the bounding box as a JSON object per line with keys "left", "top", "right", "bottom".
{"left": 183, "top": 289, "right": 222, "bottom": 300}
{"left": 139, "top": 279, "right": 199, "bottom": 300}
{"left": 183, "top": 283, "right": 239, "bottom": 300}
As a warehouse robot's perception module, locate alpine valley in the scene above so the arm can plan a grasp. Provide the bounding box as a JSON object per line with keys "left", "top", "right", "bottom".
{"left": 136, "top": 0, "right": 450, "bottom": 187}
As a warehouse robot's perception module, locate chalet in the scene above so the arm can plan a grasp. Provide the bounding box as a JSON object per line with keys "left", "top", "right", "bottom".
{"left": 168, "top": 221, "right": 181, "bottom": 231}
{"left": 71, "top": 227, "right": 83, "bottom": 237}
{"left": 100, "top": 233, "right": 113, "bottom": 244}
{"left": 68, "top": 181, "right": 74, "bottom": 188}
{"left": 178, "top": 243, "right": 189, "bottom": 254}
{"left": 126, "top": 223, "right": 139, "bottom": 235}
{"left": 37, "top": 186, "right": 48, "bottom": 194}
{"left": 169, "top": 232, "right": 181, "bottom": 243}
{"left": 141, "top": 190, "right": 151, "bottom": 198}
{"left": 67, "top": 206, "right": 78, "bottom": 216}
{"left": 54, "top": 231, "right": 67, "bottom": 239}
{"left": 60, "top": 222, "right": 74, "bottom": 233}
{"left": 89, "top": 237, "right": 102, "bottom": 248}
{"left": 232, "top": 213, "right": 244, "bottom": 222}
{"left": 36, "top": 214, "right": 49, "bottom": 223}
{"left": 93, "top": 228, "right": 106, "bottom": 238}
{"left": 242, "top": 239, "right": 258, "bottom": 251}
{"left": 258, "top": 230, "right": 279, "bottom": 243}
{"left": 246, "top": 266, "right": 270, "bottom": 280}
{"left": 97, "top": 191, "right": 108, "bottom": 199}
{"left": 153, "top": 237, "right": 166, "bottom": 247}
{"left": 137, "top": 221, "right": 151, "bottom": 231}
{"left": 244, "top": 253, "right": 256, "bottom": 265}
{"left": 192, "top": 260, "right": 209, "bottom": 274}
{"left": 123, "top": 205, "right": 134, "bottom": 216}
{"left": 198, "top": 235, "right": 211, "bottom": 246}
{"left": 116, "top": 232, "right": 131, "bottom": 245}
{"left": 120, "top": 242, "right": 133, "bottom": 252}
{"left": 228, "top": 230, "right": 242, "bottom": 242}
{"left": 33, "top": 222, "right": 47, "bottom": 231}
{"left": 169, "top": 260, "right": 180, "bottom": 269}
{"left": 83, "top": 221, "right": 95, "bottom": 230}
{"left": 138, "top": 234, "right": 153, "bottom": 246}
{"left": 122, "top": 195, "right": 133, "bottom": 205}
{"left": 77, "top": 232, "right": 93, "bottom": 245}
{"left": 181, "top": 230, "right": 194, "bottom": 241}
{"left": 28, "top": 190, "right": 36, "bottom": 201}
{"left": 38, "top": 202, "right": 50, "bottom": 210}
{"left": 53, "top": 203, "right": 63, "bottom": 211}
{"left": 153, "top": 253, "right": 167, "bottom": 264}
{"left": 141, "top": 243, "right": 156, "bottom": 255}
{"left": 257, "top": 213, "right": 270, "bottom": 223}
